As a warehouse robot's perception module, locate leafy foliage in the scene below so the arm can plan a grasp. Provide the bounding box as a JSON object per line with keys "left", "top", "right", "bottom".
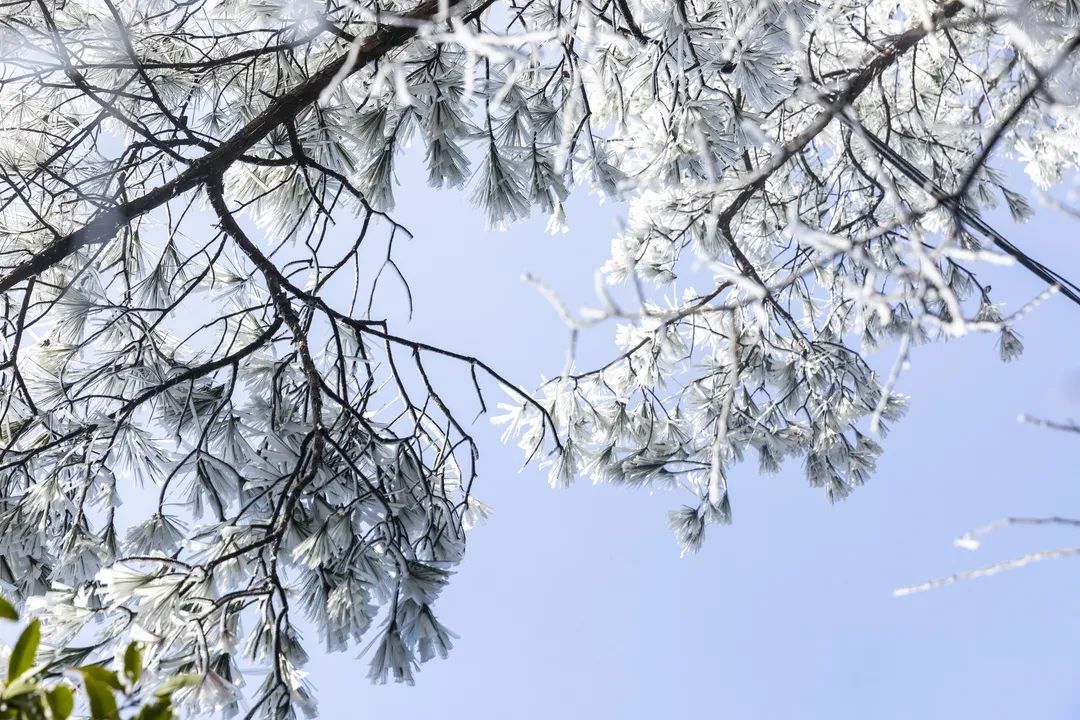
{"left": 0, "top": 596, "right": 195, "bottom": 720}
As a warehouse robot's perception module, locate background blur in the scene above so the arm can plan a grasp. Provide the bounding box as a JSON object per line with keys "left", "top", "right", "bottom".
{"left": 310, "top": 156, "right": 1080, "bottom": 719}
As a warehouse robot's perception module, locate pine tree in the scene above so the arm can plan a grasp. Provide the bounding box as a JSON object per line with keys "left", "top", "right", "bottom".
{"left": 0, "top": 0, "right": 1077, "bottom": 716}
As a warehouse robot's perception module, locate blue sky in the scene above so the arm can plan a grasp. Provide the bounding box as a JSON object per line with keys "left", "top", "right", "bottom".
{"left": 301, "top": 158, "right": 1080, "bottom": 719}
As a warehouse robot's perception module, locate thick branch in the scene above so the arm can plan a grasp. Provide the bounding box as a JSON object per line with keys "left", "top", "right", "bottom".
{"left": 0, "top": 0, "right": 467, "bottom": 294}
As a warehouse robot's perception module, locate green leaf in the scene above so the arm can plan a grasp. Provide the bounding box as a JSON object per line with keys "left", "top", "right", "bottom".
{"left": 136, "top": 698, "right": 174, "bottom": 720}
{"left": 2, "top": 665, "right": 45, "bottom": 699}
{"left": 46, "top": 685, "right": 74, "bottom": 720}
{"left": 78, "top": 666, "right": 124, "bottom": 692}
{"left": 123, "top": 642, "right": 142, "bottom": 686}
{"left": 81, "top": 674, "right": 119, "bottom": 720}
{"left": 8, "top": 619, "right": 40, "bottom": 681}
{"left": 152, "top": 673, "right": 199, "bottom": 697}
{"left": 0, "top": 595, "right": 18, "bottom": 621}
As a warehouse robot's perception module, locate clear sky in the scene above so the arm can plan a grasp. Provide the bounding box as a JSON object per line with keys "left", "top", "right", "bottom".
{"left": 302, "top": 156, "right": 1080, "bottom": 719}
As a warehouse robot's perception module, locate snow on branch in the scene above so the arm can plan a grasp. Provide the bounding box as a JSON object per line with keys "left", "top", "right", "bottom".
{"left": 1, "top": 0, "right": 1079, "bottom": 712}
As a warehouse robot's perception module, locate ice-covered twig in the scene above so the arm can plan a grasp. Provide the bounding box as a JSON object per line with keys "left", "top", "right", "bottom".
{"left": 894, "top": 546, "right": 1080, "bottom": 596}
